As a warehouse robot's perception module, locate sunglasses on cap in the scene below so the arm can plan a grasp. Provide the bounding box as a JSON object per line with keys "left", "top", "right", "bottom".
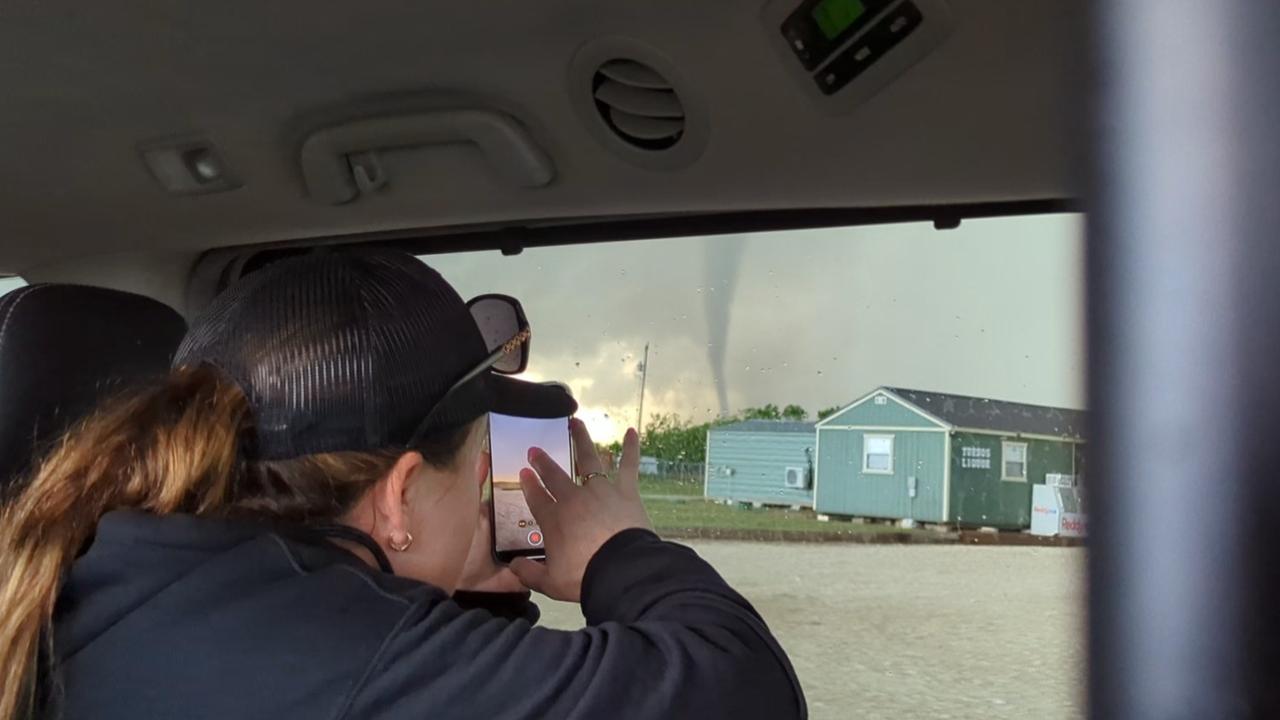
{"left": 466, "top": 294, "right": 531, "bottom": 376}
{"left": 406, "top": 293, "right": 533, "bottom": 444}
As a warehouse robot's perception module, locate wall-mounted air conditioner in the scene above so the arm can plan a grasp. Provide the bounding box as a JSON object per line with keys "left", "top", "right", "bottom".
{"left": 1045, "top": 473, "right": 1077, "bottom": 488}
{"left": 784, "top": 466, "right": 808, "bottom": 489}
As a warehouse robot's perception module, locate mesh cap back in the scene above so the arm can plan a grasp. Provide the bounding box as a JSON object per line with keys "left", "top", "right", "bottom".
{"left": 175, "top": 250, "right": 499, "bottom": 460}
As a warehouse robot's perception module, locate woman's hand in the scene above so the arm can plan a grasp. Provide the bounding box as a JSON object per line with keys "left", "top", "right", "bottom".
{"left": 455, "top": 500, "right": 527, "bottom": 594}
{"left": 509, "top": 419, "right": 652, "bottom": 602}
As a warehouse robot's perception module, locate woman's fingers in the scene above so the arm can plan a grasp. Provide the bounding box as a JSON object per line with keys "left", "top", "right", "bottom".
{"left": 508, "top": 557, "right": 551, "bottom": 594}
{"left": 528, "top": 447, "right": 575, "bottom": 501}
{"left": 570, "top": 418, "right": 604, "bottom": 478}
{"left": 475, "top": 450, "right": 492, "bottom": 491}
{"left": 617, "top": 427, "right": 641, "bottom": 493}
{"left": 518, "top": 467, "right": 555, "bottom": 518}
{"left": 475, "top": 501, "right": 493, "bottom": 537}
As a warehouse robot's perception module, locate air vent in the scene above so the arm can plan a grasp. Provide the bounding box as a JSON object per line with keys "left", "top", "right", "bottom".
{"left": 591, "top": 59, "right": 685, "bottom": 151}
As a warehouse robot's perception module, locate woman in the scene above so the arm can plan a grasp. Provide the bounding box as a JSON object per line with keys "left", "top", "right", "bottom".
{"left": 0, "top": 251, "right": 805, "bottom": 720}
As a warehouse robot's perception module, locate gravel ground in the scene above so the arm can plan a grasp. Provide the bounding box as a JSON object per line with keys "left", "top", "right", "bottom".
{"left": 536, "top": 541, "right": 1085, "bottom": 720}
{"left": 493, "top": 487, "right": 541, "bottom": 551}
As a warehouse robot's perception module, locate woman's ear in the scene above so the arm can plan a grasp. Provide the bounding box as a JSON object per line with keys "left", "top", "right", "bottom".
{"left": 373, "top": 451, "right": 424, "bottom": 546}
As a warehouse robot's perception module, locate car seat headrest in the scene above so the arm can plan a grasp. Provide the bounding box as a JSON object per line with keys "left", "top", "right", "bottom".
{"left": 0, "top": 284, "right": 186, "bottom": 492}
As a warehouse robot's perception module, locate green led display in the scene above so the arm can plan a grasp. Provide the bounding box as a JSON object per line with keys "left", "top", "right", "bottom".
{"left": 811, "top": 0, "right": 867, "bottom": 40}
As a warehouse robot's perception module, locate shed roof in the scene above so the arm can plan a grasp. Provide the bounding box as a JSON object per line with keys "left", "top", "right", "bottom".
{"left": 711, "top": 420, "right": 816, "bottom": 434}
{"left": 885, "top": 387, "right": 1086, "bottom": 439}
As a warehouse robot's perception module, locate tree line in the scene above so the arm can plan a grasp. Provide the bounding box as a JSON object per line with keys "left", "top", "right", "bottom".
{"left": 606, "top": 403, "right": 844, "bottom": 463}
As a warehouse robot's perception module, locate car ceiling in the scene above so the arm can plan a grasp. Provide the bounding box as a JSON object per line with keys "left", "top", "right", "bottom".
{"left": 0, "top": 0, "right": 1084, "bottom": 275}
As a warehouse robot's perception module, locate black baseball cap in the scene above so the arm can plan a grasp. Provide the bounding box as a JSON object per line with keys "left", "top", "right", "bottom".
{"left": 173, "top": 249, "right": 577, "bottom": 461}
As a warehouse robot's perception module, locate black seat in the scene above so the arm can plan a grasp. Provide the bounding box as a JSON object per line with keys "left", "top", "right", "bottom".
{"left": 0, "top": 284, "right": 186, "bottom": 492}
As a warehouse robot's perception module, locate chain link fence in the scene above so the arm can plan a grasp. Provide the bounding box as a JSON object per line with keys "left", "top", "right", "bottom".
{"left": 648, "top": 460, "right": 704, "bottom": 481}
{"left": 607, "top": 456, "right": 705, "bottom": 479}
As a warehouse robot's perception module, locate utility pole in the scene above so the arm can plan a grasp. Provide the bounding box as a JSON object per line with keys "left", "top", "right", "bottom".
{"left": 636, "top": 342, "right": 649, "bottom": 440}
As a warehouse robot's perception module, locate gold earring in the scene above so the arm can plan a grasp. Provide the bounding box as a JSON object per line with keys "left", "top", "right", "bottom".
{"left": 389, "top": 531, "right": 413, "bottom": 552}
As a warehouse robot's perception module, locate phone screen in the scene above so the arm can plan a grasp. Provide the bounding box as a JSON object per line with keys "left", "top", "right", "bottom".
{"left": 488, "top": 412, "right": 573, "bottom": 560}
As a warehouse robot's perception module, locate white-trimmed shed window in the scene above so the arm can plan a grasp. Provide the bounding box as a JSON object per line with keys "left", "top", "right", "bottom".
{"left": 862, "top": 434, "right": 894, "bottom": 474}
{"left": 1002, "top": 441, "right": 1028, "bottom": 481}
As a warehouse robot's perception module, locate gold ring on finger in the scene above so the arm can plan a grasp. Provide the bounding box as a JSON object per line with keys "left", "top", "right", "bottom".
{"left": 580, "top": 471, "right": 608, "bottom": 484}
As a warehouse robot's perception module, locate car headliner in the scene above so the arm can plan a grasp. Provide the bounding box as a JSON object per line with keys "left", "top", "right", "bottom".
{"left": 0, "top": 0, "right": 1082, "bottom": 278}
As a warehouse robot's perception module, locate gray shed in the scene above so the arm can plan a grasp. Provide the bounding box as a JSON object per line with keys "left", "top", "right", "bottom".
{"left": 704, "top": 420, "right": 817, "bottom": 506}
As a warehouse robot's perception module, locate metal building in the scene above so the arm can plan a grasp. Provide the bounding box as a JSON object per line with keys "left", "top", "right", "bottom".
{"left": 703, "top": 420, "right": 816, "bottom": 507}
{"left": 814, "top": 387, "right": 1085, "bottom": 528}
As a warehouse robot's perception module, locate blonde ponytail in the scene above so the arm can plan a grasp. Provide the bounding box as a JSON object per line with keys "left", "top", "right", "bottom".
{"left": 0, "top": 363, "right": 478, "bottom": 719}
{"left": 0, "top": 366, "right": 249, "bottom": 719}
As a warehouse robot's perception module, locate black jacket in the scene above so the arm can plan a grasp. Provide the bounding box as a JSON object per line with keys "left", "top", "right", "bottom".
{"left": 50, "top": 511, "right": 806, "bottom": 719}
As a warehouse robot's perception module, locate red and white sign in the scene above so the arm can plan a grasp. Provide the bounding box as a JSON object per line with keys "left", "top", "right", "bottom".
{"left": 1060, "top": 513, "right": 1086, "bottom": 538}
{"left": 1030, "top": 484, "right": 1086, "bottom": 538}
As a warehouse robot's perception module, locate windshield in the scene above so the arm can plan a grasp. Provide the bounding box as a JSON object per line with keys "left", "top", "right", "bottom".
{"left": 428, "top": 213, "right": 1085, "bottom": 719}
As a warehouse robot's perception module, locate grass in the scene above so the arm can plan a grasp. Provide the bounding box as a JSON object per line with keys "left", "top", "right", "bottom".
{"left": 628, "top": 474, "right": 927, "bottom": 538}
{"left": 636, "top": 473, "right": 704, "bottom": 497}
{"left": 642, "top": 497, "right": 910, "bottom": 534}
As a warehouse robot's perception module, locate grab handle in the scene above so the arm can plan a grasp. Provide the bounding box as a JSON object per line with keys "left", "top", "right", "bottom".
{"left": 300, "top": 109, "right": 555, "bottom": 204}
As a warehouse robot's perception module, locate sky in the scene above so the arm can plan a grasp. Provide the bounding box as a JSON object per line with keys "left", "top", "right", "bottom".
{"left": 429, "top": 213, "right": 1085, "bottom": 444}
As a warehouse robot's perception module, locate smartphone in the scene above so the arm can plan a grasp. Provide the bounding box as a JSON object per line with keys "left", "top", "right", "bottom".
{"left": 488, "top": 412, "right": 574, "bottom": 562}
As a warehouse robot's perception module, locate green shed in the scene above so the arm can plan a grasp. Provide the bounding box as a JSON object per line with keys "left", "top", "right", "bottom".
{"left": 814, "top": 387, "right": 1085, "bottom": 528}
{"left": 704, "top": 420, "right": 816, "bottom": 507}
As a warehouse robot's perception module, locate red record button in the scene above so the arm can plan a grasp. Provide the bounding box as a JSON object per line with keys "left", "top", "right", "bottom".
{"left": 527, "top": 530, "right": 543, "bottom": 545}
